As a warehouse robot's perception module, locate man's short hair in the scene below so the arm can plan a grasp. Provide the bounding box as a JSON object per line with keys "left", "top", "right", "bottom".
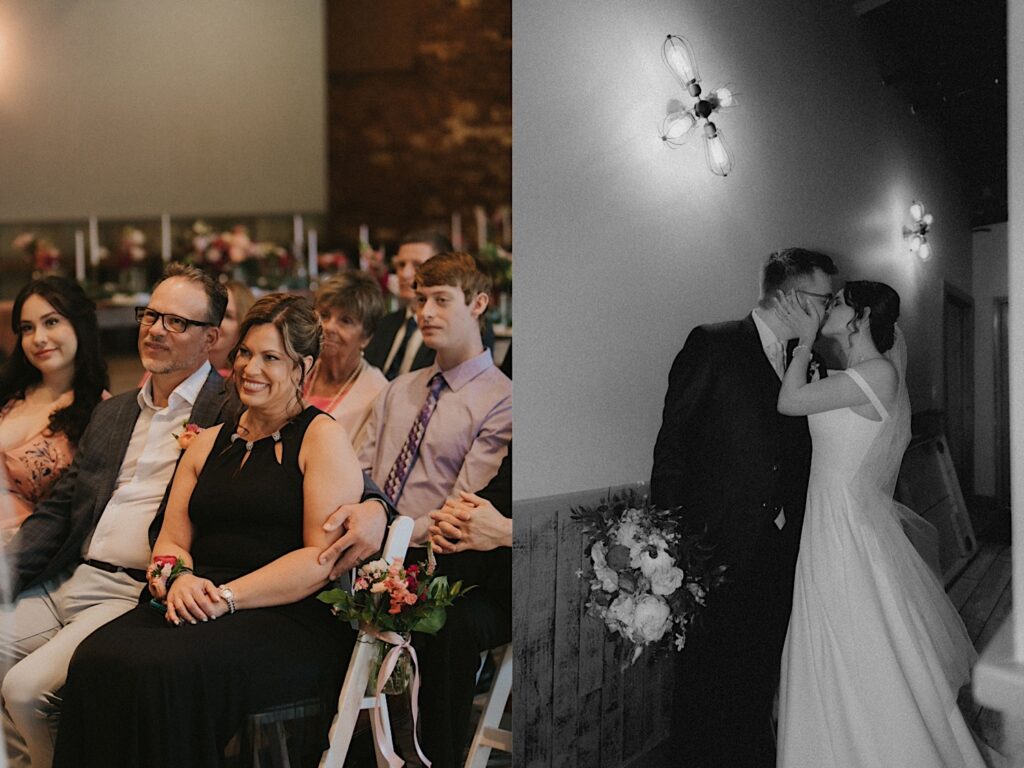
{"left": 414, "top": 251, "right": 491, "bottom": 304}
{"left": 399, "top": 230, "right": 453, "bottom": 256}
{"left": 154, "top": 263, "right": 228, "bottom": 325}
{"left": 760, "top": 248, "right": 837, "bottom": 297}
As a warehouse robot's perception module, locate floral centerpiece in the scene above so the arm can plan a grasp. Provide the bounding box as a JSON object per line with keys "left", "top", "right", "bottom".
{"left": 13, "top": 233, "right": 62, "bottom": 277}
{"left": 182, "top": 220, "right": 295, "bottom": 287}
{"left": 572, "top": 489, "right": 726, "bottom": 666}
{"left": 317, "top": 551, "right": 467, "bottom": 693}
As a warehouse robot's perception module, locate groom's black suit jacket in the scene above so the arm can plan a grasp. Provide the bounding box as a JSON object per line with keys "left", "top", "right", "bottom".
{"left": 651, "top": 314, "right": 814, "bottom": 585}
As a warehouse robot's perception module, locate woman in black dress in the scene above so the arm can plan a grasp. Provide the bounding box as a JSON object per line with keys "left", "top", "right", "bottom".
{"left": 53, "top": 294, "right": 364, "bottom": 767}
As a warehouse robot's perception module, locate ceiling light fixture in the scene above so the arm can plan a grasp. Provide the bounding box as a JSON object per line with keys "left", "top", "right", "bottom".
{"left": 659, "top": 34, "right": 736, "bottom": 177}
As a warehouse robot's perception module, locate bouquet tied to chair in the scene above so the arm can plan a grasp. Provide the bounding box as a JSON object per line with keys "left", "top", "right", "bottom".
{"left": 318, "top": 548, "right": 469, "bottom": 695}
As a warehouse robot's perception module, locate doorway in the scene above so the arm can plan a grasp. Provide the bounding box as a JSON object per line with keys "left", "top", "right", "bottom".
{"left": 994, "top": 296, "right": 1010, "bottom": 507}
{"left": 943, "top": 284, "right": 975, "bottom": 502}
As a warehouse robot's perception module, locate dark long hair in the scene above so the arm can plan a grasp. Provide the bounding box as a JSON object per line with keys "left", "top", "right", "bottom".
{"left": 0, "top": 277, "right": 109, "bottom": 444}
{"left": 842, "top": 280, "right": 901, "bottom": 353}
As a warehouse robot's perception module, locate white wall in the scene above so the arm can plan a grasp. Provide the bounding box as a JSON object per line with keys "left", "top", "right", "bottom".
{"left": 0, "top": 0, "right": 325, "bottom": 221}
{"left": 514, "top": 0, "right": 974, "bottom": 500}
{"left": 973, "top": 223, "right": 1008, "bottom": 500}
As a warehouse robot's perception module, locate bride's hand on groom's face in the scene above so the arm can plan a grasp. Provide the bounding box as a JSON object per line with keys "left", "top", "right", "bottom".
{"left": 775, "top": 290, "right": 823, "bottom": 340}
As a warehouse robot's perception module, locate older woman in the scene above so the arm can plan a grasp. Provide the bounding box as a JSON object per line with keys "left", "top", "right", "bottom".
{"left": 304, "top": 271, "right": 387, "bottom": 451}
{"left": 53, "top": 293, "right": 364, "bottom": 767}
{"left": 0, "top": 277, "right": 108, "bottom": 540}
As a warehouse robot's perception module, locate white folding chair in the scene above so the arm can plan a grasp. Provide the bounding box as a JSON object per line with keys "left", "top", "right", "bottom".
{"left": 464, "top": 643, "right": 513, "bottom": 768}
{"left": 320, "top": 515, "right": 414, "bottom": 768}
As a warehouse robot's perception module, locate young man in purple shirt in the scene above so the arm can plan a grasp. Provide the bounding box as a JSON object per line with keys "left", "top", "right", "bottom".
{"left": 323, "top": 251, "right": 511, "bottom": 768}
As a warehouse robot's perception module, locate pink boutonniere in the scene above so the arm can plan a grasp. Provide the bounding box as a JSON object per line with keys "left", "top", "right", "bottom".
{"left": 173, "top": 422, "right": 204, "bottom": 450}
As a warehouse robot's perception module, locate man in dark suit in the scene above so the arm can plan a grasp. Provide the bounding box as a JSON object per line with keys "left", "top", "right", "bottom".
{"left": 0, "top": 265, "right": 389, "bottom": 768}
{"left": 364, "top": 230, "right": 452, "bottom": 379}
{"left": 650, "top": 248, "right": 837, "bottom": 768}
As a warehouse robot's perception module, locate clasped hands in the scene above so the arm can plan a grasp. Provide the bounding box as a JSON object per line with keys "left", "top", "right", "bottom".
{"left": 428, "top": 491, "right": 511, "bottom": 554}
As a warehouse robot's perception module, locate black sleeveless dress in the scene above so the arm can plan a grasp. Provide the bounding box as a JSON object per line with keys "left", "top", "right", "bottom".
{"left": 54, "top": 406, "right": 355, "bottom": 767}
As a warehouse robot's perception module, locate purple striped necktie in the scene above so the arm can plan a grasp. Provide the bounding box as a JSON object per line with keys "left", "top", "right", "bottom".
{"left": 383, "top": 372, "right": 446, "bottom": 505}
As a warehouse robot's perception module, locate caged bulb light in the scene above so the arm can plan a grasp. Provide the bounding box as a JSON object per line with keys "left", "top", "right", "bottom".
{"left": 659, "top": 34, "right": 739, "bottom": 177}
{"left": 904, "top": 200, "right": 933, "bottom": 261}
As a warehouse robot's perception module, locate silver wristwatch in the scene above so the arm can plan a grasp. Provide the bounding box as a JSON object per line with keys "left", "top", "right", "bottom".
{"left": 218, "top": 585, "right": 236, "bottom": 614}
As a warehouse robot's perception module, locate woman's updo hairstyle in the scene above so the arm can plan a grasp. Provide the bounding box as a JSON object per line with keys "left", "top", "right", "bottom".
{"left": 842, "top": 280, "right": 900, "bottom": 353}
{"left": 230, "top": 293, "right": 322, "bottom": 394}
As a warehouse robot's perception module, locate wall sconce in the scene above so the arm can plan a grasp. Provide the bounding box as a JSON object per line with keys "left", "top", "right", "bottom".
{"left": 659, "top": 34, "right": 736, "bottom": 177}
{"left": 904, "top": 200, "right": 934, "bottom": 261}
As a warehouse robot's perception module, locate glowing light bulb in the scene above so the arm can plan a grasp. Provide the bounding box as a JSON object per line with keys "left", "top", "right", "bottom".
{"left": 703, "top": 123, "right": 734, "bottom": 177}
{"left": 918, "top": 241, "right": 932, "bottom": 261}
{"left": 660, "top": 110, "right": 698, "bottom": 146}
{"left": 922, "top": 213, "right": 933, "bottom": 227}
{"left": 909, "top": 235, "right": 922, "bottom": 252}
{"left": 910, "top": 201, "right": 924, "bottom": 222}
{"left": 662, "top": 35, "right": 700, "bottom": 88}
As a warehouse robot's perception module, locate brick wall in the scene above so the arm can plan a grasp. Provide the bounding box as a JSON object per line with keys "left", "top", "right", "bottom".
{"left": 326, "top": 0, "right": 511, "bottom": 253}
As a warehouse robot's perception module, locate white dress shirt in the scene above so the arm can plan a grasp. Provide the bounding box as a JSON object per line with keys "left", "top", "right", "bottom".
{"left": 84, "top": 362, "right": 212, "bottom": 569}
{"left": 382, "top": 308, "right": 425, "bottom": 377}
{"left": 752, "top": 308, "right": 786, "bottom": 380}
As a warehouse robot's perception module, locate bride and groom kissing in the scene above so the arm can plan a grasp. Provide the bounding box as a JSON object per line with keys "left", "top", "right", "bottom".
{"left": 651, "top": 248, "right": 998, "bottom": 768}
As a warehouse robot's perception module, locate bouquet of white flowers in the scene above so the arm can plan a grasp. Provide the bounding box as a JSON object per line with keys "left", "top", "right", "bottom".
{"left": 573, "top": 489, "right": 726, "bottom": 665}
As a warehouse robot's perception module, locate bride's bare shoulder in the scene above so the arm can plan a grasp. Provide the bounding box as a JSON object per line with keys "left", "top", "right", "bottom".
{"left": 850, "top": 358, "right": 897, "bottom": 401}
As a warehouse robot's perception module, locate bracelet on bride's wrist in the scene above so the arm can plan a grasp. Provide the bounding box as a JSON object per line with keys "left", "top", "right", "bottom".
{"left": 792, "top": 344, "right": 811, "bottom": 356}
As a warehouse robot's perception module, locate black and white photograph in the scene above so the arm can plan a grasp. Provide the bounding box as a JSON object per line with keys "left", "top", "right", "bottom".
{"left": 512, "top": 0, "right": 1022, "bottom": 766}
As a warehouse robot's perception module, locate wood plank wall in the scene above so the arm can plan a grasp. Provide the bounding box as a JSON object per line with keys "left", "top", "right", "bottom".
{"left": 513, "top": 484, "right": 677, "bottom": 767}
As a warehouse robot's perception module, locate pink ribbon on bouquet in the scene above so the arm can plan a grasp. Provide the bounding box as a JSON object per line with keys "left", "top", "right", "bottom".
{"left": 362, "top": 624, "right": 432, "bottom": 768}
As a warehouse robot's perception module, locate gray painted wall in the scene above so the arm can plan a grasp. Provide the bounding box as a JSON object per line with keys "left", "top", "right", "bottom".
{"left": 513, "top": 0, "right": 974, "bottom": 500}
{"left": 0, "top": 0, "right": 325, "bottom": 221}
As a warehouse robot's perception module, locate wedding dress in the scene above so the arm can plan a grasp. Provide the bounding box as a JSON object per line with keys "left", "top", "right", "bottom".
{"left": 777, "top": 331, "right": 997, "bottom": 768}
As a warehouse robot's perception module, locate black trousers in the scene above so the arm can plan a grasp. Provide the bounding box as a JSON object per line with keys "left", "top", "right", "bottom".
{"left": 673, "top": 517, "right": 796, "bottom": 768}
{"left": 412, "top": 550, "right": 511, "bottom": 768}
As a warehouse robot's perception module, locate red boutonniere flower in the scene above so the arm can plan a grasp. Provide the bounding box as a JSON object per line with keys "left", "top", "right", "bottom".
{"left": 173, "top": 422, "right": 203, "bottom": 450}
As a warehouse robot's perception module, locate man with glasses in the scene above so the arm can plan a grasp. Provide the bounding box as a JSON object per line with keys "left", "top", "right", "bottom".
{"left": 650, "top": 247, "right": 837, "bottom": 768}
{"left": 1, "top": 264, "right": 390, "bottom": 768}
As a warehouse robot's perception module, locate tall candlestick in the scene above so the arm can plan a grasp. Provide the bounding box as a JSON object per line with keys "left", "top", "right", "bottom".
{"left": 500, "top": 206, "right": 511, "bottom": 247}
{"left": 88, "top": 216, "right": 100, "bottom": 267}
{"left": 451, "top": 211, "right": 463, "bottom": 250}
{"left": 308, "top": 229, "right": 319, "bottom": 284}
{"left": 75, "top": 230, "right": 86, "bottom": 282}
{"left": 474, "top": 206, "right": 488, "bottom": 252}
{"left": 161, "top": 213, "right": 171, "bottom": 262}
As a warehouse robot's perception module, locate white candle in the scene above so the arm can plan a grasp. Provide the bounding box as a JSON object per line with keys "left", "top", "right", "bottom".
{"left": 500, "top": 206, "right": 511, "bottom": 247}
{"left": 88, "top": 216, "right": 100, "bottom": 267}
{"left": 75, "top": 230, "right": 86, "bottom": 282}
{"left": 474, "top": 206, "right": 487, "bottom": 252}
{"left": 161, "top": 213, "right": 171, "bottom": 262}
{"left": 451, "top": 211, "right": 463, "bottom": 250}
{"left": 308, "top": 229, "right": 319, "bottom": 283}
{"left": 293, "top": 214, "right": 304, "bottom": 249}
{"left": 359, "top": 224, "right": 369, "bottom": 246}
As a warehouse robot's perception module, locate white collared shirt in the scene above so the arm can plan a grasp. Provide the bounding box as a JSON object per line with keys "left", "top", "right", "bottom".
{"left": 84, "top": 362, "right": 212, "bottom": 569}
{"left": 751, "top": 308, "right": 786, "bottom": 380}
{"left": 382, "top": 307, "right": 424, "bottom": 376}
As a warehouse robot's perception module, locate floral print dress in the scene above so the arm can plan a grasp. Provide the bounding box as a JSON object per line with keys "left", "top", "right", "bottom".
{"left": 0, "top": 399, "right": 75, "bottom": 542}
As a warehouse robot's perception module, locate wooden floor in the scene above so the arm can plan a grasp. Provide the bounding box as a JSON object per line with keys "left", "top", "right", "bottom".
{"left": 951, "top": 538, "right": 1012, "bottom": 748}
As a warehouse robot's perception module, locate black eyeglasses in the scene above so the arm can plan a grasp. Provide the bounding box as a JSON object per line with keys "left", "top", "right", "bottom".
{"left": 796, "top": 289, "right": 834, "bottom": 307}
{"left": 135, "top": 307, "right": 213, "bottom": 334}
